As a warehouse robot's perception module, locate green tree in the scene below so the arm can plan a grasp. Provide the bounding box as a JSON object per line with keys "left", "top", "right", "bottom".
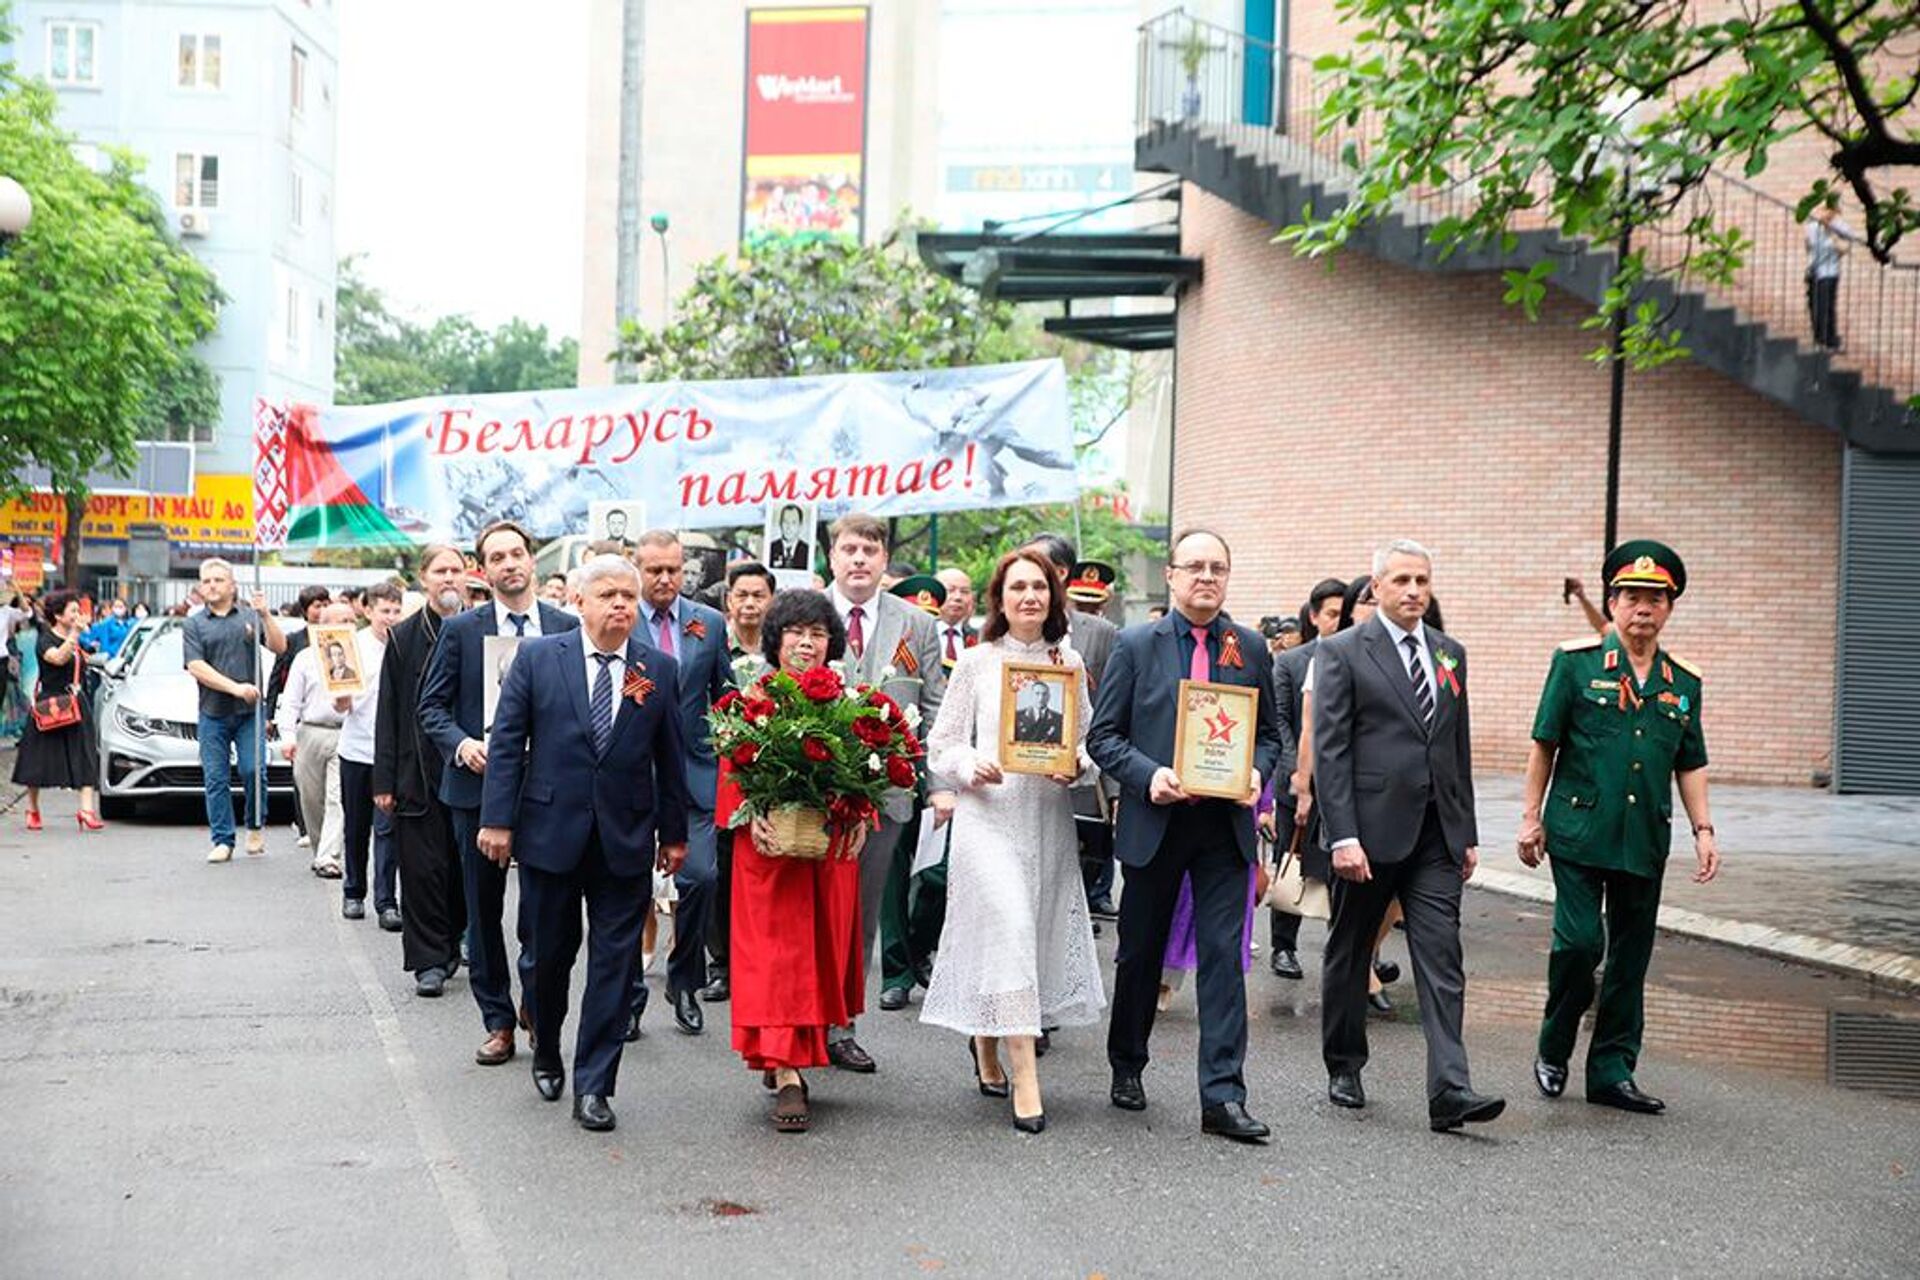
{"left": 920, "top": 492, "right": 1164, "bottom": 598}
{"left": 0, "top": 38, "right": 221, "bottom": 582}
{"left": 334, "top": 255, "right": 579, "bottom": 405}
{"left": 1285, "top": 0, "right": 1920, "bottom": 367}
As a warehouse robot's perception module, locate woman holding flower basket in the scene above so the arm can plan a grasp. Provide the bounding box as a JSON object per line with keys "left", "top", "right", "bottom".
{"left": 920, "top": 550, "right": 1105, "bottom": 1134}
{"left": 709, "top": 590, "right": 924, "bottom": 1133}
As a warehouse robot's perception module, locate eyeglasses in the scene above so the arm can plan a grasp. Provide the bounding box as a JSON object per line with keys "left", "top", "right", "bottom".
{"left": 1170, "top": 561, "right": 1231, "bottom": 580}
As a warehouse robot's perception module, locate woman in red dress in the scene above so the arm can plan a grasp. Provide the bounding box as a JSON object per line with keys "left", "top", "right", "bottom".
{"left": 721, "top": 589, "right": 869, "bottom": 1133}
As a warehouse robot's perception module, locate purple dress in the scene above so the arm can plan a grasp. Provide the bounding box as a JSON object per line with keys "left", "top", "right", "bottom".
{"left": 1161, "top": 865, "right": 1258, "bottom": 974}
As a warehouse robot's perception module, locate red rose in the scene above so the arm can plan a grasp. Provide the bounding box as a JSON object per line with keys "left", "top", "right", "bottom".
{"left": 714, "top": 689, "right": 743, "bottom": 713}
{"left": 851, "top": 715, "right": 893, "bottom": 747}
{"left": 802, "top": 736, "right": 833, "bottom": 763}
{"left": 865, "top": 690, "right": 899, "bottom": 717}
{"left": 798, "top": 666, "right": 844, "bottom": 702}
{"left": 886, "top": 755, "right": 917, "bottom": 788}
{"left": 731, "top": 743, "right": 760, "bottom": 767}
{"left": 898, "top": 730, "right": 923, "bottom": 758}
{"left": 743, "top": 697, "right": 777, "bottom": 723}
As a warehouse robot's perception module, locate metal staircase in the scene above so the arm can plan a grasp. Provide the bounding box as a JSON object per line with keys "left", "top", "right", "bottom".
{"left": 1137, "top": 10, "right": 1920, "bottom": 454}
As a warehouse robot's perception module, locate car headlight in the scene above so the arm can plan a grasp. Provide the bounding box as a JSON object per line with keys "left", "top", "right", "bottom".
{"left": 114, "top": 706, "right": 169, "bottom": 739}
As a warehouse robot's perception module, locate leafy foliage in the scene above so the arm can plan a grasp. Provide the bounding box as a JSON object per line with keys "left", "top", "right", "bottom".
{"left": 1284, "top": 0, "right": 1920, "bottom": 367}
{"left": 920, "top": 494, "right": 1162, "bottom": 599}
{"left": 334, "top": 256, "right": 579, "bottom": 405}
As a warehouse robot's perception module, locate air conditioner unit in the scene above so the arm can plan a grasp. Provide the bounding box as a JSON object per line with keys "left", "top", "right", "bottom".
{"left": 178, "top": 211, "right": 211, "bottom": 238}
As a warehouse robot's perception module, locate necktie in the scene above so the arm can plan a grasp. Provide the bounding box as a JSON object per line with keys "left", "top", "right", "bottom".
{"left": 590, "top": 652, "right": 617, "bottom": 755}
{"left": 945, "top": 627, "right": 959, "bottom": 662}
{"left": 1189, "top": 625, "right": 1211, "bottom": 682}
{"left": 508, "top": 612, "right": 528, "bottom": 637}
{"left": 848, "top": 605, "right": 866, "bottom": 658}
{"left": 1403, "top": 635, "right": 1434, "bottom": 724}
{"left": 654, "top": 608, "right": 676, "bottom": 657}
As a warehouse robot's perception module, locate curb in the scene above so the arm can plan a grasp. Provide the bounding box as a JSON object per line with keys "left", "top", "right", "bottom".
{"left": 1470, "top": 866, "right": 1920, "bottom": 995}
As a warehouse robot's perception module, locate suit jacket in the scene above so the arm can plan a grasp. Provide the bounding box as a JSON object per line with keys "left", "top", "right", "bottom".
{"left": 373, "top": 608, "right": 448, "bottom": 816}
{"left": 768, "top": 537, "right": 810, "bottom": 570}
{"left": 1310, "top": 617, "right": 1477, "bottom": 864}
{"left": 417, "top": 601, "right": 579, "bottom": 810}
{"left": 1066, "top": 610, "right": 1116, "bottom": 691}
{"left": 1086, "top": 612, "right": 1283, "bottom": 867}
{"left": 843, "top": 590, "right": 946, "bottom": 822}
{"left": 1271, "top": 636, "right": 1316, "bottom": 790}
{"left": 640, "top": 596, "right": 731, "bottom": 810}
{"left": 479, "top": 631, "right": 690, "bottom": 878}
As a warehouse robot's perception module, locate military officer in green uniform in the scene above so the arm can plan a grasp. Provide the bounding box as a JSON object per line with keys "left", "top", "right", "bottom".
{"left": 1517, "top": 540, "right": 1721, "bottom": 1114}
{"left": 877, "top": 575, "right": 949, "bottom": 1011}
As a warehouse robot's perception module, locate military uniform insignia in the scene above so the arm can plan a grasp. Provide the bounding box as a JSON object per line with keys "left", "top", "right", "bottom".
{"left": 1589, "top": 679, "right": 1620, "bottom": 691}
{"left": 1669, "top": 652, "right": 1703, "bottom": 679}
{"left": 891, "top": 636, "right": 919, "bottom": 676}
{"left": 1559, "top": 635, "right": 1603, "bottom": 651}
{"left": 1217, "top": 629, "right": 1245, "bottom": 669}
{"left": 1660, "top": 659, "right": 1673, "bottom": 684}
{"left": 1603, "top": 648, "right": 1619, "bottom": 672}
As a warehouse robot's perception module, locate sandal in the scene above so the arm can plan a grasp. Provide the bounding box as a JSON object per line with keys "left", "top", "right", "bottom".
{"left": 772, "top": 1079, "right": 810, "bottom": 1133}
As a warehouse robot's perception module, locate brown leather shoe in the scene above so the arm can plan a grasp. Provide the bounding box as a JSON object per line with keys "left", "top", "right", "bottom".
{"left": 475, "top": 1028, "right": 515, "bottom": 1066}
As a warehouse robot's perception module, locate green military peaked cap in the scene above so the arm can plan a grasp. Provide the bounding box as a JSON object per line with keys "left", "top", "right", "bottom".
{"left": 888, "top": 574, "right": 947, "bottom": 616}
{"left": 1603, "top": 540, "right": 1686, "bottom": 598}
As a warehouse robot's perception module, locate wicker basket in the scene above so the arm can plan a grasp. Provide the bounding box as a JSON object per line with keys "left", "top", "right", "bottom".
{"left": 765, "top": 806, "right": 833, "bottom": 859}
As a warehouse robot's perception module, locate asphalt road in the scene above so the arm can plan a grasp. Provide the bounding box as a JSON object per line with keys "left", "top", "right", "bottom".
{"left": 2, "top": 800, "right": 1916, "bottom": 1278}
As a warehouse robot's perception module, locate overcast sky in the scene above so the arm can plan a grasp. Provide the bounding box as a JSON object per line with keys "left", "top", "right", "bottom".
{"left": 335, "top": 2, "right": 589, "bottom": 339}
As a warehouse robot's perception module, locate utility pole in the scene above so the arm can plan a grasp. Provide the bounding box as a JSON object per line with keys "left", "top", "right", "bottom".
{"left": 612, "top": 0, "right": 646, "bottom": 383}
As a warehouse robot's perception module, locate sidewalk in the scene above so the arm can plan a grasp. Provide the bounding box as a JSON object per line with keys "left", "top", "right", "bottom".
{"left": 1473, "top": 774, "right": 1920, "bottom": 990}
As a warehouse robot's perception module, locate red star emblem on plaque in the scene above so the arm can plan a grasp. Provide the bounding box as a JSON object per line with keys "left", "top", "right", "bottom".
{"left": 1205, "top": 708, "right": 1238, "bottom": 744}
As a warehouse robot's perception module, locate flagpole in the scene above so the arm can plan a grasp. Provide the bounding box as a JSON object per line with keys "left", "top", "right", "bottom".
{"left": 252, "top": 552, "right": 264, "bottom": 837}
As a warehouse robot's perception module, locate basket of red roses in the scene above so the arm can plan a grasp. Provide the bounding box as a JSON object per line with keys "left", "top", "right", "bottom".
{"left": 709, "top": 662, "right": 923, "bottom": 859}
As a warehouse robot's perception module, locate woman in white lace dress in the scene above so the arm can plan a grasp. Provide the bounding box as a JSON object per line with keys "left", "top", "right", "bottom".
{"left": 922, "top": 549, "right": 1106, "bottom": 1133}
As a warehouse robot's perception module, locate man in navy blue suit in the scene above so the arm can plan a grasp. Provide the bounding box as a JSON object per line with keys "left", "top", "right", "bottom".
{"left": 418, "top": 521, "right": 580, "bottom": 1068}
{"left": 479, "top": 555, "right": 689, "bottom": 1133}
{"left": 628, "top": 530, "right": 731, "bottom": 1038}
{"left": 1088, "top": 528, "right": 1283, "bottom": 1144}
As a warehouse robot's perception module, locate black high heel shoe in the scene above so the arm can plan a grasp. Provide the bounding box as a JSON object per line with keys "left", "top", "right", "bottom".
{"left": 1013, "top": 1111, "right": 1047, "bottom": 1134}
{"left": 970, "top": 1038, "right": 1010, "bottom": 1098}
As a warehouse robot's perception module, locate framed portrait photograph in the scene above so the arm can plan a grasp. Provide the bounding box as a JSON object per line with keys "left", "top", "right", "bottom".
{"left": 587, "top": 499, "right": 648, "bottom": 549}
{"left": 1173, "top": 679, "right": 1259, "bottom": 800}
{"left": 482, "top": 635, "right": 524, "bottom": 734}
{"left": 762, "top": 499, "right": 818, "bottom": 590}
{"left": 310, "top": 625, "right": 364, "bottom": 697}
{"left": 998, "top": 661, "right": 1077, "bottom": 776}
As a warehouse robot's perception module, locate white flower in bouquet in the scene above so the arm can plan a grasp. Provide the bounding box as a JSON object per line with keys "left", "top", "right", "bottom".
{"left": 867, "top": 752, "right": 884, "bottom": 773}
{"left": 902, "top": 703, "right": 922, "bottom": 729}
{"left": 880, "top": 664, "right": 897, "bottom": 681}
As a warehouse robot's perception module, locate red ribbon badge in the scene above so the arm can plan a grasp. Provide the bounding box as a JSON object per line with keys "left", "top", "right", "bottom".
{"left": 622, "top": 669, "right": 656, "bottom": 707}
{"left": 1217, "top": 629, "right": 1244, "bottom": 670}
{"left": 891, "top": 636, "right": 919, "bottom": 676}
{"left": 684, "top": 618, "right": 708, "bottom": 642}
{"left": 1435, "top": 651, "right": 1462, "bottom": 696}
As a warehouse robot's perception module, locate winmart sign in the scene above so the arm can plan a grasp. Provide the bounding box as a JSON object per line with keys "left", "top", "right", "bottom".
{"left": 755, "top": 73, "right": 854, "bottom": 105}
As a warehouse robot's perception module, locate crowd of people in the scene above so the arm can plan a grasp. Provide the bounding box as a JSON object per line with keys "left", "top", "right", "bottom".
{"left": 6, "top": 514, "right": 1718, "bottom": 1142}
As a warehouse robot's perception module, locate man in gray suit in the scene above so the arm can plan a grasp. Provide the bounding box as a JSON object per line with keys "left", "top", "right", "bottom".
{"left": 1311, "top": 538, "right": 1504, "bottom": 1133}
{"left": 823, "top": 512, "right": 946, "bottom": 1072}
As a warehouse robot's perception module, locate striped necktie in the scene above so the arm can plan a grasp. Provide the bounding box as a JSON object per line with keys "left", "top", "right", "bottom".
{"left": 590, "top": 652, "right": 617, "bottom": 755}
{"left": 1403, "top": 635, "right": 1434, "bottom": 724}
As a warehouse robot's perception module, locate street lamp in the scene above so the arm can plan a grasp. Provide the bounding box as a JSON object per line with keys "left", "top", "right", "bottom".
{"left": 649, "top": 211, "right": 671, "bottom": 325}
{"left": 0, "top": 175, "right": 33, "bottom": 255}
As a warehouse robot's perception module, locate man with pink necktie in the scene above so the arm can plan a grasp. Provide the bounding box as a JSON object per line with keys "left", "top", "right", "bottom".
{"left": 1087, "top": 528, "right": 1282, "bottom": 1144}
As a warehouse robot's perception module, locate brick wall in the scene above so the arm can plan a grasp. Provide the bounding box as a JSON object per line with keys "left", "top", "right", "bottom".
{"left": 1173, "top": 183, "right": 1840, "bottom": 784}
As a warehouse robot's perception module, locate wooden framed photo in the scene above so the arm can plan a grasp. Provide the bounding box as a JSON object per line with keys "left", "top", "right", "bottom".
{"left": 998, "top": 661, "right": 1077, "bottom": 776}
{"left": 1174, "top": 679, "right": 1258, "bottom": 800}
{"left": 310, "top": 625, "right": 364, "bottom": 697}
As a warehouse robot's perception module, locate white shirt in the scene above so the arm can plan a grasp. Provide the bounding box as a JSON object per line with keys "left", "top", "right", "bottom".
{"left": 275, "top": 645, "right": 345, "bottom": 739}
{"left": 336, "top": 629, "right": 388, "bottom": 764}
{"left": 0, "top": 604, "right": 24, "bottom": 647}
{"left": 494, "top": 599, "right": 542, "bottom": 638}
{"left": 828, "top": 583, "right": 880, "bottom": 653}
{"left": 1376, "top": 611, "right": 1437, "bottom": 710}
{"left": 583, "top": 639, "right": 629, "bottom": 731}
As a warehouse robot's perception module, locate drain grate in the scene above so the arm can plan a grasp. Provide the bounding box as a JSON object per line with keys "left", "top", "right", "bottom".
{"left": 1829, "top": 1011, "right": 1920, "bottom": 1099}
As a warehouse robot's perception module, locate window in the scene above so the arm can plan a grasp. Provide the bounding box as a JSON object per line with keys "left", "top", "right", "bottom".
{"left": 177, "top": 34, "right": 222, "bottom": 89}
{"left": 289, "top": 169, "right": 305, "bottom": 230}
{"left": 174, "top": 154, "right": 220, "bottom": 208}
{"left": 290, "top": 45, "right": 307, "bottom": 115}
{"left": 47, "top": 21, "right": 100, "bottom": 86}
{"left": 283, "top": 282, "right": 306, "bottom": 363}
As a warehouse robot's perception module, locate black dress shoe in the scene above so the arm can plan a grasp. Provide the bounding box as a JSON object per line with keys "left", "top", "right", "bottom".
{"left": 377, "top": 907, "right": 403, "bottom": 933}
{"left": 1201, "top": 1102, "right": 1271, "bottom": 1143}
{"left": 1373, "top": 959, "right": 1401, "bottom": 985}
{"left": 415, "top": 967, "right": 446, "bottom": 998}
{"left": 1430, "top": 1086, "right": 1507, "bottom": 1132}
{"left": 827, "top": 1038, "right": 876, "bottom": 1073}
{"left": 1110, "top": 1073, "right": 1147, "bottom": 1111}
{"left": 1587, "top": 1080, "right": 1665, "bottom": 1114}
{"left": 573, "top": 1094, "right": 616, "bottom": 1132}
{"left": 1328, "top": 1072, "right": 1366, "bottom": 1109}
{"left": 623, "top": 1009, "right": 644, "bottom": 1042}
{"left": 532, "top": 1064, "right": 565, "bottom": 1102}
{"left": 1013, "top": 1112, "right": 1047, "bottom": 1134}
{"left": 672, "top": 989, "right": 704, "bottom": 1035}
{"left": 1088, "top": 896, "right": 1118, "bottom": 920}
{"left": 878, "top": 986, "right": 910, "bottom": 1012}
{"left": 1534, "top": 1058, "right": 1568, "bottom": 1099}
{"left": 700, "top": 972, "right": 730, "bottom": 1002}
{"left": 1368, "top": 990, "right": 1395, "bottom": 1015}
{"left": 1270, "top": 948, "right": 1304, "bottom": 980}
{"left": 342, "top": 899, "right": 366, "bottom": 920}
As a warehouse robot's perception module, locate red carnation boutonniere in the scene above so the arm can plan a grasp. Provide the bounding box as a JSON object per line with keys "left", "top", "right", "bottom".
{"left": 1435, "top": 650, "right": 1462, "bottom": 696}
{"left": 964, "top": 632, "right": 979, "bottom": 648}
{"left": 622, "top": 667, "right": 656, "bottom": 707}
{"left": 684, "top": 618, "right": 708, "bottom": 642}
{"left": 891, "top": 636, "right": 920, "bottom": 676}
{"left": 1217, "top": 629, "right": 1245, "bottom": 671}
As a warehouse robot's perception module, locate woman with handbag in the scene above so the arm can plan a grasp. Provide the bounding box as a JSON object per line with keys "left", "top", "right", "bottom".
{"left": 13, "top": 590, "right": 104, "bottom": 831}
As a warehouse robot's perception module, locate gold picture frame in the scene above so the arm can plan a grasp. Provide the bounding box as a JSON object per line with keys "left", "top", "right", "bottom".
{"left": 310, "top": 625, "right": 364, "bottom": 697}
{"left": 1173, "top": 678, "right": 1258, "bottom": 800}
{"left": 998, "top": 661, "right": 1077, "bottom": 777}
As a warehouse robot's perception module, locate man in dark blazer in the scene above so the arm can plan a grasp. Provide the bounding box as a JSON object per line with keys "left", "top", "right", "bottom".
{"left": 1088, "top": 528, "right": 1282, "bottom": 1144}
{"left": 628, "top": 531, "right": 731, "bottom": 1038}
{"left": 1312, "top": 538, "right": 1504, "bottom": 1133}
{"left": 373, "top": 545, "right": 471, "bottom": 997}
{"left": 479, "top": 555, "right": 689, "bottom": 1133}
{"left": 418, "top": 521, "right": 579, "bottom": 1067}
